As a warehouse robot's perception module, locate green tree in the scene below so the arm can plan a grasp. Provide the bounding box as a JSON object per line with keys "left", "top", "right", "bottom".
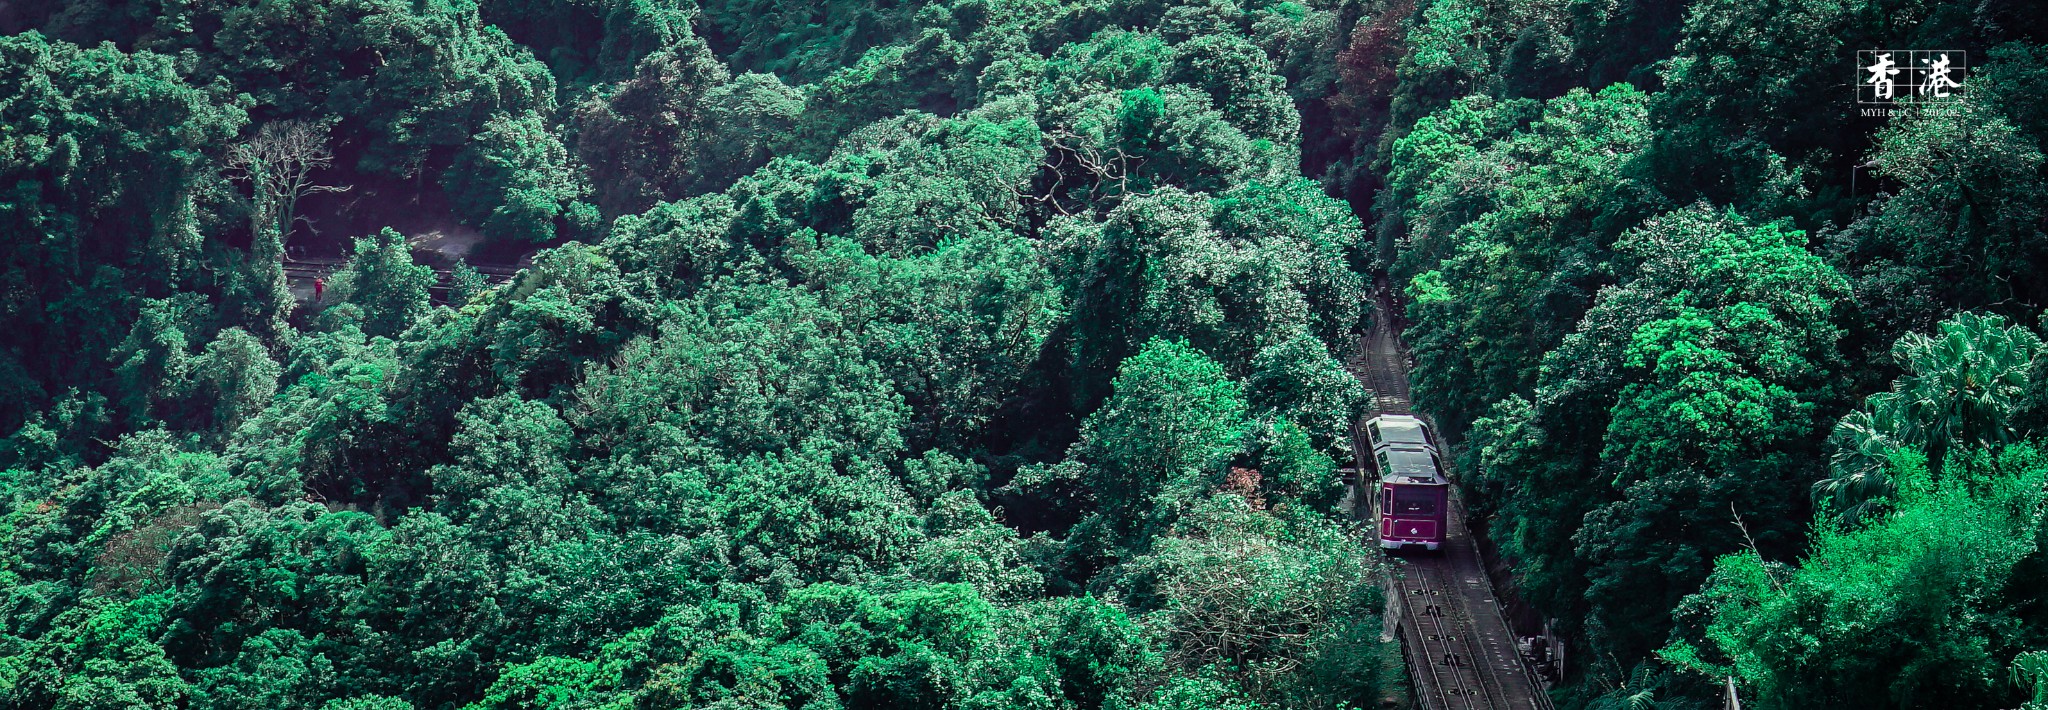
{"left": 1815, "top": 312, "right": 2046, "bottom": 520}
{"left": 325, "top": 229, "right": 436, "bottom": 339}
{"left": 191, "top": 328, "right": 282, "bottom": 437}
{"left": 1070, "top": 338, "right": 1249, "bottom": 546}
{"left": 788, "top": 227, "right": 1063, "bottom": 450}
{"left": 1835, "top": 92, "right": 2048, "bottom": 338}
{"left": 1246, "top": 331, "right": 1365, "bottom": 457}
{"left": 1473, "top": 205, "right": 1848, "bottom": 663}
{"left": 1166, "top": 33, "right": 1298, "bottom": 144}
{"left": 1642, "top": 0, "right": 1969, "bottom": 214}
{"left": 426, "top": 394, "right": 593, "bottom": 547}
{"left": 572, "top": 37, "right": 736, "bottom": 215}
{"left": 1053, "top": 186, "right": 1342, "bottom": 402}
{"left": 1116, "top": 494, "right": 1384, "bottom": 706}
{"left": 447, "top": 111, "right": 599, "bottom": 244}
{"left": 1665, "top": 446, "right": 2048, "bottom": 709}
{"left": 103, "top": 0, "right": 558, "bottom": 177}
{"left": 0, "top": 33, "right": 244, "bottom": 431}
{"left": 1397, "top": 84, "right": 1649, "bottom": 435}
{"left": 109, "top": 295, "right": 211, "bottom": 427}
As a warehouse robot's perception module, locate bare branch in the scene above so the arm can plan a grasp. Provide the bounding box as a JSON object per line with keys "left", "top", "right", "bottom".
{"left": 228, "top": 121, "right": 351, "bottom": 241}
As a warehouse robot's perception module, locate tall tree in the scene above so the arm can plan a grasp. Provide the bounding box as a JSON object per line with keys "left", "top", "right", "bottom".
{"left": 1397, "top": 84, "right": 1649, "bottom": 435}
{"left": 324, "top": 229, "right": 435, "bottom": 339}
{"left": 1069, "top": 338, "right": 1249, "bottom": 547}
{"left": 1474, "top": 205, "right": 1848, "bottom": 663}
{"left": 0, "top": 32, "right": 244, "bottom": 431}
{"left": 1815, "top": 312, "right": 2046, "bottom": 519}
{"left": 226, "top": 120, "right": 347, "bottom": 337}
{"left": 445, "top": 111, "right": 598, "bottom": 244}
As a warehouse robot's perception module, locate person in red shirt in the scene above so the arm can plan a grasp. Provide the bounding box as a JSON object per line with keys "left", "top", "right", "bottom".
{"left": 313, "top": 277, "right": 325, "bottom": 303}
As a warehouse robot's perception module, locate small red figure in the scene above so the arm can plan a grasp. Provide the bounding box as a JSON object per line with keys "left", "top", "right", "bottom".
{"left": 313, "top": 277, "right": 325, "bottom": 303}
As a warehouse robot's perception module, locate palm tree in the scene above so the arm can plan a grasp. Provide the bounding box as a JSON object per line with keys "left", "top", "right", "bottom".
{"left": 1813, "top": 399, "right": 1907, "bottom": 524}
{"left": 1887, "top": 312, "right": 2044, "bottom": 465}
{"left": 2013, "top": 650, "right": 2048, "bottom": 710}
{"left": 1815, "top": 312, "right": 2043, "bottom": 521}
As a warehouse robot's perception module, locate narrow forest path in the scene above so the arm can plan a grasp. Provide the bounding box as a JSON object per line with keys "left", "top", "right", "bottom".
{"left": 1350, "top": 282, "right": 1554, "bottom": 710}
{"left": 282, "top": 255, "right": 519, "bottom": 304}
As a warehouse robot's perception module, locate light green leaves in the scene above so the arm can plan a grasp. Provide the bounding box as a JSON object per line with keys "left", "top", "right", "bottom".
{"left": 1074, "top": 338, "right": 1249, "bottom": 542}
{"left": 446, "top": 111, "right": 598, "bottom": 244}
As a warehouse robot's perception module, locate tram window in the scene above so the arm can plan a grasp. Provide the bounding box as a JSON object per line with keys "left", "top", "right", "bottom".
{"left": 1380, "top": 488, "right": 1389, "bottom": 514}
{"left": 1391, "top": 486, "right": 1439, "bottom": 515}
{"left": 1368, "top": 422, "right": 1383, "bottom": 446}
{"left": 1376, "top": 451, "right": 1390, "bottom": 474}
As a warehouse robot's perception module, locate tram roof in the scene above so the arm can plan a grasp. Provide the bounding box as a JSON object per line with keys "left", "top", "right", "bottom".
{"left": 1369, "top": 414, "right": 1426, "bottom": 434}
{"left": 1377, "top": 447, "right": 1441, "bottom": 478}
{"left": 1367, "top": 415, "right": 1432, "bottom": 447}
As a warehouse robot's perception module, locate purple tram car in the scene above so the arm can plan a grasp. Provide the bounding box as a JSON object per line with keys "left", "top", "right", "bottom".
{"left": 1365, "top": 415, "right": 1449, "bottom": 551}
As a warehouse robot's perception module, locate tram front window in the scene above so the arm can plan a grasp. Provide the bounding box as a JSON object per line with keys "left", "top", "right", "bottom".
{"left": 1391, "top": 486, "right": 1439, "bottom": 515}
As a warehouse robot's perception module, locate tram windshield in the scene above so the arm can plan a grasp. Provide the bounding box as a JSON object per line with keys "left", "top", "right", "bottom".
{"left": 1390, "top": 486, "right": 1440, "bottom": 515}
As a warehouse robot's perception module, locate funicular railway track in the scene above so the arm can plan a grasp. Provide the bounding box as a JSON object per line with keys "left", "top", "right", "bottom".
{"left": 1387, "top": 495, "right": 1547, "bottom": 710}
{"left": 1352, "top": 285, "right": 1552, "bottom": 710}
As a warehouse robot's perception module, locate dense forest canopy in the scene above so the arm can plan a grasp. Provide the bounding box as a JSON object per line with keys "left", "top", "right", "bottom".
{"left": 3, "top": 0, "right": 2048, "bottom": 707}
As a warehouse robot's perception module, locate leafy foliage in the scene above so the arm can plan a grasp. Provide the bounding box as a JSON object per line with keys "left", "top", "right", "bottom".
{"left": 13, "top": 0, "right": 2048, "bottom": 705}
{"left": 1368, "top": 1, "right": 2048, "bottom": 702}
{"left": 2, "top": 0, "right": 1399, "bottom": 705}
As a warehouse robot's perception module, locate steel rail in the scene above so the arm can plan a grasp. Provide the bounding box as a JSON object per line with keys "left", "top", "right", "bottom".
{"left": 1358, "top": 281, "right": 1554, "bottom": 710}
